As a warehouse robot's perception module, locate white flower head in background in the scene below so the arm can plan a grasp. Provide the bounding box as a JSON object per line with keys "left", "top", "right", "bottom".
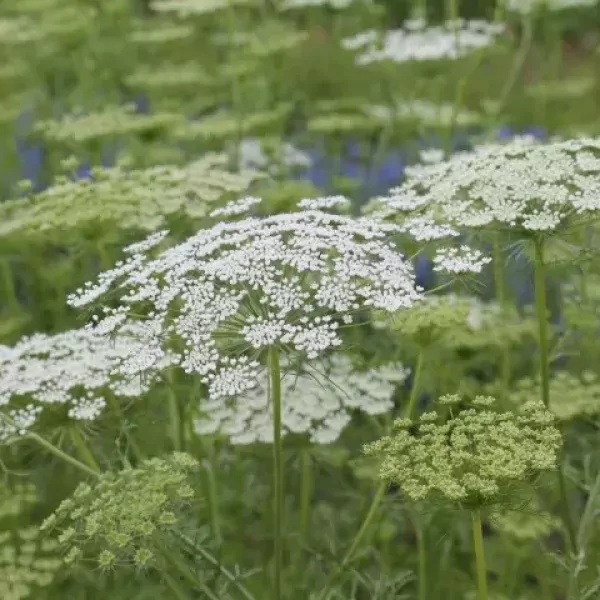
{"left": 345, "top": 20, "right": 505, "bottom": 66}
{"left": 195, "top": 354, "right": 410, "bottom": 444}
{"left": 236, "top": 138, "right": 311, "bottom": 173}
{"left": 297, "top": 195, "right": 351, "bottom": 212}
{"left": 68, "top": 209, "right": 423, "bottom": 402}
{"left": 0, "top": 323, "right": 177, "bottom": 441}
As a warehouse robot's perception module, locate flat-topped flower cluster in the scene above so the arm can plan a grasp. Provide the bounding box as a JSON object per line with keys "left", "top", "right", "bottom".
{"left": 371, "top": 137, "right": 600, "bottom": 238}
{"left": 67, "top": 210, "right": 423, "bottom": 402}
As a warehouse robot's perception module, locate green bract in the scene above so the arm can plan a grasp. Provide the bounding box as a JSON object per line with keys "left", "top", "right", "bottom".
{"left": 365, "top": 395, "right": 561, "bottom": 507}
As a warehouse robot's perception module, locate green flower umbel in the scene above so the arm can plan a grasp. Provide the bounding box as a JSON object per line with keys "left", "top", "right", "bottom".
{"left": 364, "top": 395, "right": 562, "bottom": 508}
{"left": 40, "top": 453, "right": 200, "bottom": 571}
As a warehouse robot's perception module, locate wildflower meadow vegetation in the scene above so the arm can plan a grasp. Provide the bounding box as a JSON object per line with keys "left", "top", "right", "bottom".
{"left": 3, "top": 0, "right": 600, "bottom": 598}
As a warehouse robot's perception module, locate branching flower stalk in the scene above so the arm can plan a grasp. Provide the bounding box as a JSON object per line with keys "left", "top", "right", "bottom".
{"left": 533, "top": 236, "right": 578, "bottom": 554}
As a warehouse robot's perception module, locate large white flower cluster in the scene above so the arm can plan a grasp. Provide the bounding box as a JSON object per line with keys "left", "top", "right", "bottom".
{"left": 343, "top": 19, "right": 505, "bottom": 65}
{"left": 372, "top": 137, "right": 600, "bottom": 239}
{"left": 195, "top": 354, "right": 410, "bottom": 444}
{"left": 67, "top": 210, "right": 423, "bottom": 401}
{"left": 0, "top": 323, "right": 177, "bottom": 441}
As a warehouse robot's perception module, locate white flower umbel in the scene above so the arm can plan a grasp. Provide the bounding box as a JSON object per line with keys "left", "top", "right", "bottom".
{"left": 195, "top": 354, "right": 410, "bottom": 444}
{"left": 67, "top": 208, "right": 422, "bottom": 600}
{"left": 297, "top": 195, "right": 351, "bottom": 212}
{"left": 0, "top": 323, "right": 177, "bottom": 441}
{"left": 374, "top": 137, "right": 600, "bottom": 240}
{"left": 346, "top": 20, "right": 505, "bottom": 66}
{"left": 67, "top": 209, "right": 422, "bottom": 398}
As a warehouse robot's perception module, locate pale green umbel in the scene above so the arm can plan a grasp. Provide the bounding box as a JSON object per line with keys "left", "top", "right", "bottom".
{"left": 0, "top": 154, "right": 262, "bottom": 241}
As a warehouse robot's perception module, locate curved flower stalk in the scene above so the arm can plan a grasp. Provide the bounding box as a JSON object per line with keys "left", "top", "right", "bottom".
{"left": 365, "top": 393, "right": 561, "bottom": 600}
{"left": 195, "top": 353, "right": 410, "bottom": 444}
{"left": 0, "top": 322, "right": 177, "bottom": 444}
{"left": 66, "top": 208, "right": 424, "bottom": 600}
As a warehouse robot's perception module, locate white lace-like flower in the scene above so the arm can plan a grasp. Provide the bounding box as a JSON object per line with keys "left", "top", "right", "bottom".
{"left": 374, "top": 137, "right": 600, "bottom": 239}
{"left": 209, "top": 196, "right": 262, "bottom": 218}
{"left": 67, "top": 210, "right": 422, "bottom": 400}
{"left": 195, "top": 355, "right": 410, "bottom": 444}
{"left": 433, "top": 246, "right": 492, "bottom": 274}
{"left": 237, "top": 138, "right": 311, "bottom": 172}
{"left": 347, "top": 20, "right": 505, "bottom": 65}
{"left": 297, "top": 195, "right": 351, "bottom": 211}
{"left": 0, "top": 323, "right": 177, "bottom": 441}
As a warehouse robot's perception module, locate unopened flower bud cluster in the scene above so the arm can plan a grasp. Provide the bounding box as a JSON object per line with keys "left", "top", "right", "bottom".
{"left": 365, "top": 395, "right": 561, "bottom": 507}
{"left": 40, "top": 453, "right": 200, "bottom": 571}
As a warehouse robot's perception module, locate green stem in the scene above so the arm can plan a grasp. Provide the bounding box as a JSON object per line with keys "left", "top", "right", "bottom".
{"left": 471, "top": 509, "right": 488, "bottom": 600}
{"left": 166, "top": 372, "right": 183, "bottom": 452}
{"left": 492, "top": 236, "right": 511, "bottom": 400}
{"left": 27, "top": 431, "right": 100, "bottom": 478}
{"left": 69, "top": 428, "right": 101, "bottom": 473}
{"left": 533, "top": 239, "right": 550, "bottom": 409}
{"left": 533, "top": 238, "right": 578, "bottom": 555}
{"left": 406, "top": 349, "right": 425, "bottom": 419}
{"left": 106, "top": 392, "right": 144, "bottom": 463}
{"left": 202, "top": 457, "right": 223, "bottom": 546}
{"left": 0, "top": 259, "right": 19, "bottom": 313}
{"left": 299, "top": 448, "right": 313, "bottom": 542}
{"left": 269, "top": 346, "right": 283, "bottom": 600}
{"left": 417, "top": 525, "right": 427, "bottom": 600}
{"left": 163, "top": 573, "right": 191, "bottom": 600}
{"left": 176, "top": 531, "right": 258, "bottom": 600}
{"left": 318, "top": 480, "right": 387, "bottom": 600}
